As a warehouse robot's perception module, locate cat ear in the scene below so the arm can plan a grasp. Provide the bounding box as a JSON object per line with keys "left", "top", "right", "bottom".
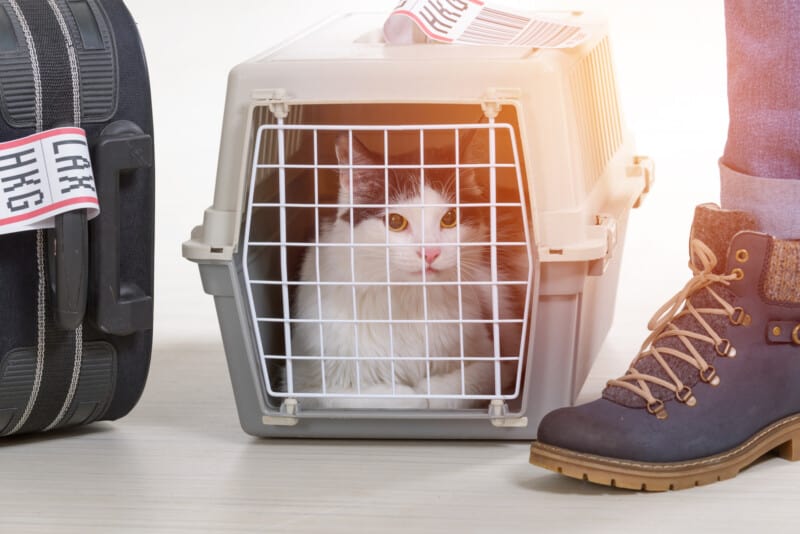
{"left": 456, "top": 129, "right": 488, "bottom": 199}
{"left": 458, "top": 128, "right": 488, "bottom": 165}
{"left": 335, "top": 134, "right": 377, "bottom": 192}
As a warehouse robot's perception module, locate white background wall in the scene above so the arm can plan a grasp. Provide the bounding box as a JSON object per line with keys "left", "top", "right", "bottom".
{"left": 125, "top": 0, "right": 728, "bottom": 372}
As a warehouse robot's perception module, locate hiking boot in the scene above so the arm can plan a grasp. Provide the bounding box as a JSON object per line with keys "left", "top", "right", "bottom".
{"left": 530, "top": 203, "right": 800, "bottom": 490}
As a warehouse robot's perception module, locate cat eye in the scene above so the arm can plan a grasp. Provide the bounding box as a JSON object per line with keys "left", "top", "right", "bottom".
{"left": 387, "top": 213, "right": 408, "bottom": 231}
{"left": 440, "top": 209, "right": 458, "bottom": 229}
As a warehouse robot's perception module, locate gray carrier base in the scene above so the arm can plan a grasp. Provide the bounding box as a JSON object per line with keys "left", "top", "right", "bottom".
{"left": 197, "top": 220, "right": 631, "bottom": 439}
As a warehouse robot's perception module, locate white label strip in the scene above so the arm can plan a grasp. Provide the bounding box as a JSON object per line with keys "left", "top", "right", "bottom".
{"left": 384, "top": 0, "right": 590, "bottom": 48}
{"left": 0, "top": 127, "right": 99, "bottom": 236}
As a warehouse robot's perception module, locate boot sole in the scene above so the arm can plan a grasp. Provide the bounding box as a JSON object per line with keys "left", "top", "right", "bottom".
{"left": 530, "top": 413, "right": 800, "bottom": 491}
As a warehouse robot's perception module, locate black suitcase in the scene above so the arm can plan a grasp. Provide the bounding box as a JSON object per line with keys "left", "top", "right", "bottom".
{"left": 0, "top": 0, "right": 154, "bottom": 436}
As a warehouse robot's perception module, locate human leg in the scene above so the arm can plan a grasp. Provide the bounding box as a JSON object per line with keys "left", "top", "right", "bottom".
{"left": 720, "top": 0, "right": 800, "bottom": 238}
{"left": 530, "top": 2, "right": 800, "bottom": 490}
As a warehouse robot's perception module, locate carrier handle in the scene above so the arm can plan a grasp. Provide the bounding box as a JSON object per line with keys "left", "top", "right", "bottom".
{"left": 90, "top": 120, "right": 154, "bottom": 336}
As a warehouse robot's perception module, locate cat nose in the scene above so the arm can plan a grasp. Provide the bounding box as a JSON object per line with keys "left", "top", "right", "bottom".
{"left": 417, "top": 247, "right": 441, "bottom": 265}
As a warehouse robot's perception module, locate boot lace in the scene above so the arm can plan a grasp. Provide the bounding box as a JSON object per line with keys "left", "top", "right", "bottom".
{"left": 606, "top": 239, "right": 747, "bottom": 419}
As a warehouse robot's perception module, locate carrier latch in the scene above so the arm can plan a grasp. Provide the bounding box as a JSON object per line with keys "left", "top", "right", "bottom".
{"left": 481, "top": 88, "right": 521, "bottom": 119}
{"left": 252, "top": 88, "right": 290, "bottom": 120}
{"left": 488, "top": 399, "right": 529, "bottom": 428}
{"left": 262, "top": 398, "right": 299, "bottom": 426}
{"left": 629, "top": 155, "right": 655, "bottom": 208}
{"left": 588, "top": 213, "right": 618, "bottom": 276}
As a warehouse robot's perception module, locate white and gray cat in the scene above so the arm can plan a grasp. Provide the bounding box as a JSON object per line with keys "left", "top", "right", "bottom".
{"left": 288, "top": 134, "right": 525, "bottom": 409}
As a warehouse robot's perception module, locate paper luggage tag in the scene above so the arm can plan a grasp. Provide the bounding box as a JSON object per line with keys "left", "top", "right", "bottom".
{"left": 384, "top": 0, "right": 590, "bottom": 48}
{"left": 0, "top": 127, "right": 100, "bottom": 236}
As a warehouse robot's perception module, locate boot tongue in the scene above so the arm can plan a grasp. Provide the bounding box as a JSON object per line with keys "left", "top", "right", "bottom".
{"left": 602, "top": 204, "right": 758, "bottom": 409}
{"left": 689, "top": 203, "right": 758, "bottom": 274}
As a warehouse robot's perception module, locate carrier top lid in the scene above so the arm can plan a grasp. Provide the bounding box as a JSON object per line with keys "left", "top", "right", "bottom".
{"left": 251, "top": 11, "right": 589, "bottom": 64}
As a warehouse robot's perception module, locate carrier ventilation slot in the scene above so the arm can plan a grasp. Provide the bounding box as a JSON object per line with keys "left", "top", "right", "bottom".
{"left": 241, "top": 121, "right": 533, "bottom": 413}
{"left": 570, "top": 36, "right": 623, "bottom": 192}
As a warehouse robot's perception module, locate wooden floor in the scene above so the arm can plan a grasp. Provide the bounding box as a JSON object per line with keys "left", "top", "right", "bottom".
{"left": 3, "top": 337, "right": 800, "bottom": 533}
{"left": 5, "top": 0, "right": 800, "bottom": 532}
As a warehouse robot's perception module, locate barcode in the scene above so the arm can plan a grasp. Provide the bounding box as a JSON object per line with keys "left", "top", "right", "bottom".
{"left": 384, "top": 0, "right": 589, "bottom": 49}
{"left": 460, "top": 7, "right": 528, "bottom": 44}
{"left": 510, "top": 20, "right": 582, "bottom": 47}
{"left": 460, "top": 7, "right": 583, "bottom": 47}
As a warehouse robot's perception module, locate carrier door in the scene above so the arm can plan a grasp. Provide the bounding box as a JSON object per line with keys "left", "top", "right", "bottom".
{"left": 238, "top": 102, "right": 537, "bottom": 424}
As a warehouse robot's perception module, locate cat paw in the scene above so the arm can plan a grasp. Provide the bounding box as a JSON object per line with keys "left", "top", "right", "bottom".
{"left": 424, "top": 397, "right": 480, "bottom": 410}
{"left": 319, "top": 384, "right": 429, "bottom": 410}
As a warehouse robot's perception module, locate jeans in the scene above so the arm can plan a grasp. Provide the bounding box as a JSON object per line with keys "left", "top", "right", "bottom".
{"left": 719, "top": 0, "right": 800, "bottom": 238}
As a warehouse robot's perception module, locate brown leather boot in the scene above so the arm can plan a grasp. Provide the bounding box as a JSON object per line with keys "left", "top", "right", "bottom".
{"left": 530, "top": 203, "right": 800, "bottom": 490}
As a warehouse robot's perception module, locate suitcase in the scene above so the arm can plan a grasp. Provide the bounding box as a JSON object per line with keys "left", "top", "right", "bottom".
{"left": 0, "top": 0, "right": 154, "bottom": 436}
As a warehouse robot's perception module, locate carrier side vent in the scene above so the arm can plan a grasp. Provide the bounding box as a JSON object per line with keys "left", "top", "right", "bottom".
{"left": 569, "top": 36, "right": 623, "bottom": 193}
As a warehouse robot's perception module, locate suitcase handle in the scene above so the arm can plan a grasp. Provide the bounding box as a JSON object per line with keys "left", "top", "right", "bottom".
{"left": 48, "top": 123, "right": 91, "bottom": 331}
{"left": 90, "top": 120, "right": 154, "bottom": 336}
{"left": 49, "top": 211, "right": 89, "bottom": 330}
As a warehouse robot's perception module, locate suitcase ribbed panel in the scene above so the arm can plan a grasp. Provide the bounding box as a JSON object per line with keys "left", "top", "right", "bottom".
{"left": 0, "top": 350, "right": 37, "bottom": 399}
{"left": 60, "top": 341, "right": 116, "bottom": 427}
{"left": 0, "top": 0, "right": 117, "bottom": 128}
{"left": 0, "top": 341, "right": 116, "bottom": 433}
{"left": 77, "top": 51, "right": 116, "bottom": 120}
{"left": 0, "top": 0, "right": 34, "bottom": 126}
{"left": 0, "top": 45, "right": 37, "bottom": 126}
{"left": 0, "top": 348, "right": 37, "bottom": 434}
{"left": 57, "top": 0, "right": 117, "bottom": 122}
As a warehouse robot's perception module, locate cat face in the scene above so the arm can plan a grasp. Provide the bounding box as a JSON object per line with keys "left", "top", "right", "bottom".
{"left": 349, "top": 185, "right": 487, "bottom": 281}
{"left": 335, "top": 134, "right": 487, "bottom": 282}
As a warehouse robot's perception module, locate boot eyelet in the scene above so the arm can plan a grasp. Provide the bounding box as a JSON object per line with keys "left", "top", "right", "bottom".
{"left": 676, "top": 385, "right": 696, "bottom": 406}
{"left": 729, "top": 307, "right": 747, "bottom": 325}
{"left": 646, "top": 399, "right": 668, "bottom": 419}
{"left": 793, "top": 324, "right": 800, "bottom": 346}
{"left": 731, "top": 268, "right": 745, "bottom": 281}
{"left": 735, "top": 249, "right": 749, "bottom": 263}
{"left": 715, "top": 338, "right": 733, "bottom": 356}
{"left": 700, "top": 366, "right": 719, "bottom": 385}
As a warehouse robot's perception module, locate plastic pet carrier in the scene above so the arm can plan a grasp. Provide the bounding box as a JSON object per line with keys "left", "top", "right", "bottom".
{"left": 183, "top": 11, "right": 652, "bottom": 439}
{"left": 0, "top": 0, "right": 154, "bottom": 436}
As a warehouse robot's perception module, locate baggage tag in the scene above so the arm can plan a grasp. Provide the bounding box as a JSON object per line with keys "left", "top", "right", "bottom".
{"left": 384, "top": 0, "right": 591, "bottom": 47}
{"left": 0, "top": 127, "right": 100, "bottom": 236}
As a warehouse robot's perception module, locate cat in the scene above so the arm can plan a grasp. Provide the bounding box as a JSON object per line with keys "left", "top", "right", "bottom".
{"left": 288, "top": 133, "right": 526, "bottom": 410}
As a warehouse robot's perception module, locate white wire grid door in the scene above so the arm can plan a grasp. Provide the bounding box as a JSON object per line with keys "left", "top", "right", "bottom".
{"left": 242, "top": 120, "right": 534, "bottom": 408}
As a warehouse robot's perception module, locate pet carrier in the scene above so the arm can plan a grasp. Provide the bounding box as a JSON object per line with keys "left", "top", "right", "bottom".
{"left": 183, "top": 11, "right": 652, "bottom": 439}
{"left": 0, "top": 0, "right": 154, "bottom": 436}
